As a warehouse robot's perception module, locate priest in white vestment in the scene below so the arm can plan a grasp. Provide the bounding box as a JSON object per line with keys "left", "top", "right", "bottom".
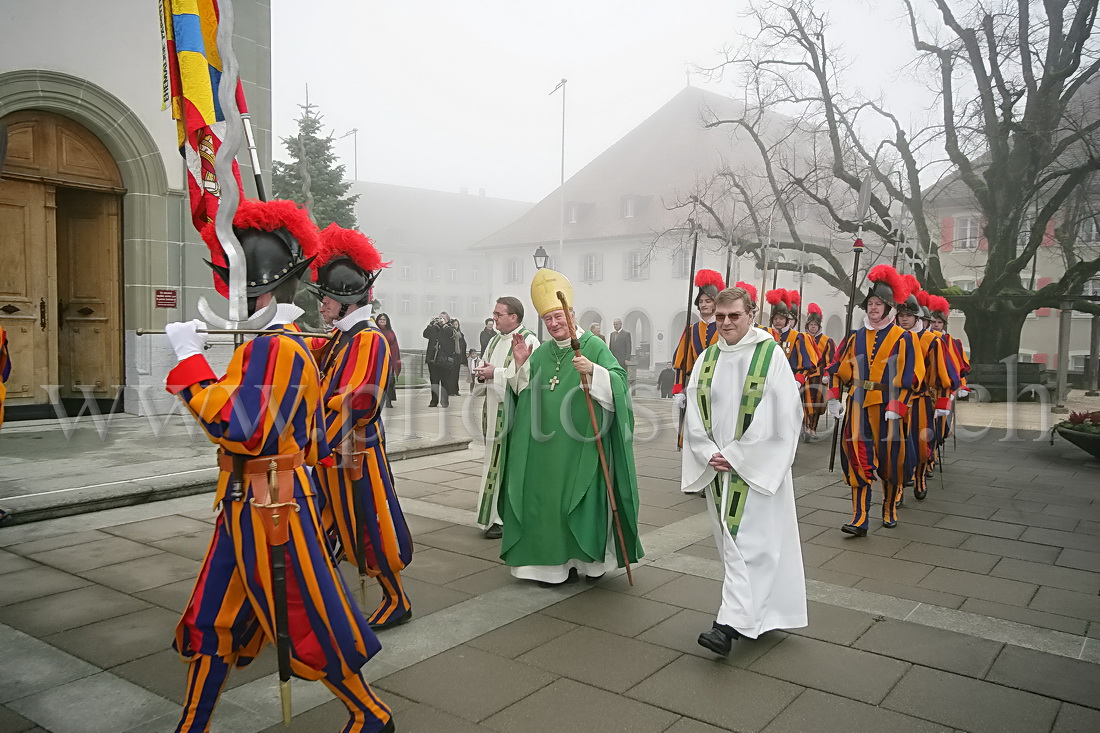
{"left": 472, "top": 296, "right": 540, "bottom": 538}
{"left": 681, "top": 286, "right": 808, "bottom": 655}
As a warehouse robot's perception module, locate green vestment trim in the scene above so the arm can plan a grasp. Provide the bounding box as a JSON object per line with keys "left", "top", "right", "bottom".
{"left": 477, "top": 327, "right": 533, "bottom": 525}
{"left": 696, "top": 339, "right": 775, "bottom": 537}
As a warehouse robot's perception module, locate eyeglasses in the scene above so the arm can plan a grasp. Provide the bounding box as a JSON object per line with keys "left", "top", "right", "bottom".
{"left": 492, "top": 311, "right": 510, "bottom": 318}
{"left": 715, "top": 312, "right": 750, "bottom": 323}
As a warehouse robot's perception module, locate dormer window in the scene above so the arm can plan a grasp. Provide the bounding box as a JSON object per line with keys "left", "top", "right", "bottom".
{"left": 568, "top": 203, "right": 580, "bottom": 224}
{"left": 621, "top": 196, "right": 635, "bottom": 219}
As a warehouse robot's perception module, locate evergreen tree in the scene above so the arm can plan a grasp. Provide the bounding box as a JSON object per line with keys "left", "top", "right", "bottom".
{"left": 272, "top": 101, "right": 359, "bottom": 229}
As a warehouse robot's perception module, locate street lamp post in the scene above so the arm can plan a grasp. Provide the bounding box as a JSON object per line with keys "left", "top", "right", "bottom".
{"left": 550, "top": 79, "right": 567, "bottom": 270}
{"left": 336, "top": 128, "right": 358, "bottom": 181}
{"left": 533, "top": 246, "right": 549, "bottom": 339}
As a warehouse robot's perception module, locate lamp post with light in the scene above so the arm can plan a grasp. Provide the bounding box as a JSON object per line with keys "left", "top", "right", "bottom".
{"left": 533, "top": 246, "right": 549, "bottom": 339}
{"left": 336, "top": 128, "right": 358, "bottom": 181}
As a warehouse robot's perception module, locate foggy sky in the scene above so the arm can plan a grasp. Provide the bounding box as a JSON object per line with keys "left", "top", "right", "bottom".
{"left": 271, "top": 1, "right": 936, "bottom": 204}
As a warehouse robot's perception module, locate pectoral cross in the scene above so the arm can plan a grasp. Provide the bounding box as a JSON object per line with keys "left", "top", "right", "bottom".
{"left": 549, "top": 375, "right": 560, "bottom": 391}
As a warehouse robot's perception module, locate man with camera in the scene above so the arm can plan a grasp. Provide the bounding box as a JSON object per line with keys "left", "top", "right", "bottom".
{"left": 424, "top": 311, "right": 459, "bottom": 407}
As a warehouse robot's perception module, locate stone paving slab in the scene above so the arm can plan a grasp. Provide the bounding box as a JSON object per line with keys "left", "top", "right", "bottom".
{"left": 760, "top": 689, "right": 951, "bottom": 733}
{"left": 882, "top": 665, "right": 1062, "bottom": 733}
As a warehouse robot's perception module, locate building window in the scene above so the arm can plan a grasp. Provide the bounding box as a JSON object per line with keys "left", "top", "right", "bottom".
{"left": 471, "top": 264, "right": 482, "bottom": 284}
{"left": 505, "top": 258, "right": 522, "bottom": 284}
{"left": 567, "top": 203, "right": 579, "bottom": 224}
{"left": 1017, "top": 349, "right": 1036, "bottom": 364}
{"left": 673, "top": 250, "right": 691, "bottom": 279}
{"left": 425, "top": 295, "right": 436, "bottom": 315}
{"left": 952, "top": 277, "right": 977, "bottom": 292}
{"left": 446, "top": 297, "right": 459, "bottom": 316}
{"left": 374, "top": 292, "right": 387, "bottom": 311}
{"left": 401, "top": 265, "right": 413, "bottom": 280}
{"left": 400, "top": 294, "right": 412, "bottom": 314}
{"left": 621, "top": 196, "right": 635, "bottom": 219}
{"left": 955, "top": 216, "right": 980, "bottom": 250}
{"left": 582, "top": 253, "right": 603, "bottom": 283}
{"left": 625, "top": 250, "right": 649, "bottom": 281}
{"left": 1082, "top": 218, "right": 1099, "bottom": 245}
{"left": 469, "top": 297, "right": 483, "bottom": 317}
{"left": 426, "top": 265, "right": 438, "bottom": 281}
{"left": 448, "top": 264, "right": 460, "bottom": 282}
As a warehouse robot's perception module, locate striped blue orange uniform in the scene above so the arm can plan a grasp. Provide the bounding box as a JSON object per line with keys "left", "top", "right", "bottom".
{"left": 311, "top": 321, "right": 414, "bottom": 629}
{"left": 802, "top": 332, "right": 836, "bottom": 433}
{"left": 0, "top": 326, "right": 9, "bottom": 430}
{"left": 903, "top": 329, "right": 962, "bottom": 500}
{"left": 940, "top": 334, "right": 970, "bottom": 446}
{"left": 673, "top": 319, "right": 719, "bottom": 446}
{"left": 166, "top": 326, "right": 392, "bottom": 733}
{"left": 768, "top": 327, "right": 822, "bottom": 413}
{"left": 827, "top": 325, "right": 924, "bottom": 529}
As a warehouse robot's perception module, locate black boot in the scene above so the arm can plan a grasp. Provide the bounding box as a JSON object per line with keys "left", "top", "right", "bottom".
{"left": 697, "top": 622, "right": 740, "bottom": 656}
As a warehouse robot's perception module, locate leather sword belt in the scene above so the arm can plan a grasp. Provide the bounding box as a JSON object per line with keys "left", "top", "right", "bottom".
{"left": 218, "top": 449, "right": 304, "bottom": 545}
{"left": 333, "top": 427, "right": 374, "bottom": 481}
{"left": 859, "top": 380, "right": 886, "bottom": 391}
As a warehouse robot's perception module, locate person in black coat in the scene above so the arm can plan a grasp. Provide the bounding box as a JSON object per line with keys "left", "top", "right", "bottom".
{"left": 424, "top": 311, "right": 459, "bottom": 407}
{"left": 657, "top": 361, "right": 675, "bottom": 398}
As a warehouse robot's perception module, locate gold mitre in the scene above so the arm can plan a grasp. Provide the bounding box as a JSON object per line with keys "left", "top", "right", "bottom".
{"left": 530, "top": 268, "right": 573, "bottom": 317}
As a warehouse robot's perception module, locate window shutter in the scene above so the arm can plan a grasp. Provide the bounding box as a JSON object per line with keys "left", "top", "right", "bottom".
{"left": 1036, "top": 308, "right": 1051, "bottom": 317}
{"left": 940, "top": 217, "right": 954, "bottom": 252}
{"left": 1037, "top": 277, "right": 1052, "bottom": 288}
{"left": 1032, "top": 353, "right": 1048, "bottom": 364}
{"left": 1042, "top": 219, "right": 1055, "bottom": 246}
{"left": 597, "top": 254, "right": 604, "bottom": 281}
{"left": 977, "top": 218, "right": 989, "bottom": 250}
{"left": 622, "top": 252, "right": 632, "bottom": 281}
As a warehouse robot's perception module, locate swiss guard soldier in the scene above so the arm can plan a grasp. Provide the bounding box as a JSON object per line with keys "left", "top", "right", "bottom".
{"left": 901, "top": 286, "right": 962, "bottom": 501}
{"left": 765, "top": 289, "right": 820, "bottom": 386}
{"left": 802, "top": 303, "right": 835, "bottom": 438}
{"left": 826, "top": 264, "right": 923, "bottom": 536}
{"left": 925, "top": 294, "right": 970, "bottom": 456}
{"left": 164, "top": 200, "right": 395, "bottom": 733}
{"left": 673, "top": 269, "right": 725, "bottom": 447}
{"left": 309, "top": 223, "right": 414, "bottom": 631}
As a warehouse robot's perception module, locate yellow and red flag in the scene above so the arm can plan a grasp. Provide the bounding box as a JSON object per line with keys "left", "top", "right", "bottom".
{"left": 160, "top": 0, "right": 244, "bottom": 232}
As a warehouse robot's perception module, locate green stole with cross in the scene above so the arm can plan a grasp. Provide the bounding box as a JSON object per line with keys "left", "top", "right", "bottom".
{"left": 696, "top": 338, "right": 776, "bottom": 537}
{"left": 478, "top": 326, "right": 535, "bottom": 525}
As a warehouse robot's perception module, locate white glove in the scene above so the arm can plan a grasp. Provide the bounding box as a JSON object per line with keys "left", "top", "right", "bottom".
{"left": 956, "top": 388, "right": 969, "bottom": 398}
{"left": 827, "top": 399, "right": 843, "bottom": 419}
{"left": 165, "top": 319, "right": 207, "bottom": 361}
{"left": 821, "top": 375, "right": 831, "bottom": 386}
{"left": 674, "top": 392, "right": 686, "bottom": 410}
{"left": 884, "top": 410, "right": 901, "bottom": 421}
{"left": 935, "top": 408, "right": 951, "bottom": 418}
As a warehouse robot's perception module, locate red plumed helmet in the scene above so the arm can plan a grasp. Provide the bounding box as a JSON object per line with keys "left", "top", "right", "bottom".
{"left": 915, "top": 290, "right": 931, "bottom": 307}
{"left": 808, "top": 303, "right": 823, "bottom": 316}
{"left": 201, "top": 199, "right": 321, "bottom": 298}
{"left": 734, "top": 281, "right": 757, "bottom": 303}
{"left": 866, "top": 264, "right": 908, "bottom": 306}
{"left": 765, "top": 288, "right": 785, "bottom": 306}
{"left": 786, "top": 289, "right": 801, "bottom": 308}
{"left": 312, "top": 224, "right": 390, "bottom": 304}
{"left": 694, "top": 268, "right": 725, "bottom": 306}
{"left": 902, "top": 274, "right": 922, "bottom": 300}
{"left": 315, "top": 224, "right": 388, "bottom": 274}
{"left": 694, "top": 269, "right": 725, "bottom": 290}
{"left": 931, "top": 295, "right": 951, "bottom": 316}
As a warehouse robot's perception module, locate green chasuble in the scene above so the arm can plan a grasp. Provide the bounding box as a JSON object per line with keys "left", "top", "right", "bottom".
{"left": 498, "top": 331, "right": 644, "bottom": 569}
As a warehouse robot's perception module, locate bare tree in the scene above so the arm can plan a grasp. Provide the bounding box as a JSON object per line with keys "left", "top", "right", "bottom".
{"left": 691, "top": 0, "right": 1099, "bottom": 363}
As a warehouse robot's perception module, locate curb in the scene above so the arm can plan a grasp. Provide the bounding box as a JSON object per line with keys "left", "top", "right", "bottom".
{"left": 0, "top": 437, "right": 471, "bottom": 527}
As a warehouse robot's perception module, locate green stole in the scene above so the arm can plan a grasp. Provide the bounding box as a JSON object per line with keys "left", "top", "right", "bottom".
{"left": 696, "top": 338, "right": 776, "bottom": 537}
{"left": 478, "top": 326, "right": 534, "bottom": 525}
